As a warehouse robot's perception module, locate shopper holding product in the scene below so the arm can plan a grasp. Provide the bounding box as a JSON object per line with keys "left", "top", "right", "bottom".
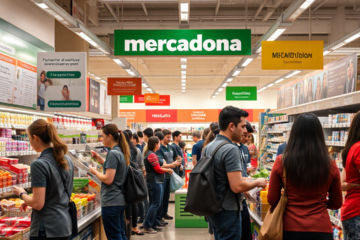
{"left": 13, "top": 119, "right": 74, "bottom": 240}
{"left": 341, "top": 112, "right": 360, "bottom": 240}
{"left": 88, "top": 124, "right": 130, "bottom": 240}
{"left": 267, "top": 113, "right": 342, "bottom": 240}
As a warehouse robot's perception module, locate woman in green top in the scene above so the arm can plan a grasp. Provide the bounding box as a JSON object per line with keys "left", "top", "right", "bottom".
{"left": 89, "top": 124, "right": 130, "bottom": 240}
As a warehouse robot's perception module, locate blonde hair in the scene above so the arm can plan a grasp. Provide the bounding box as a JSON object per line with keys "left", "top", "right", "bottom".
{"left": 28, "top": 119, "right": 69, "bottom": 170}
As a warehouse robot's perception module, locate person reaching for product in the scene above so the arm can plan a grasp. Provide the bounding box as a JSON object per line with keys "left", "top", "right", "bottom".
{"left": 267, "top": 113, "right": 342, "bottom": 240}
{"left": 143, "top": 136, "right": 173, "bottom": 234}
{"left": 88, "top": 124, "right": 130, "bottom": 240}
{"left": 13, "top": 119, "right": 74, "bottom": 240}
{"left": 341, "top": 112, "right": 360, "bottom": 240}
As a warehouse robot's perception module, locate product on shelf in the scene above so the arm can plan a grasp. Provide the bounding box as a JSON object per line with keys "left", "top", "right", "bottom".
{"left": 0, "top": 112, "right": 46, "bottom": 128}
{"left": 73, "top": 178, "right": 90, "bottom": 193}
{"left": 267, "top": 123, "right": 293, "bottom": 132}
{"left": 71, "top": 193, "right": 97, "bottom": 221}
{"left": 53, "top": 115, "right": 93, "bottom": 130}
{"left": 0, "top": 216, "right": 31, "bottom": 237}
{"left": 329, "top": 113, "right": 354, "bottom": 126}
{"left": 265, "top": 115, "right": 288, "bottom": 123}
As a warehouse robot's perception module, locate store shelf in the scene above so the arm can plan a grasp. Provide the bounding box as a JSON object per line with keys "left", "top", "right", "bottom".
{"left": 267, "top": 130, "right": 290, "bottom": 134}
{"left": 265, "top": 120, "right": 289, "bottom": 125}
{"left": 267, "top": 139, "right": 285, "bottom": 143}
{"left": 78, "top": 208, "right": 102, "bottom": 232}
{"left": 267, "top": 149, "right": 277, "bottom": 154}
{"left": 326, "top": 141, "right": 345, "bottom": 147}
{"left": 0, "top": 151, "right": 38, "bottom": 157}
{"left": 248, "top": 208, "right": 263, "bottom": 226}
{"left": 330, "top": 216, "right": 342, "bottom": 228}
{"left": 0, "top": 182, "right": 31, "bottom": 197}
{"left": 323, "top": 123, "right": 350, "bottom": 129}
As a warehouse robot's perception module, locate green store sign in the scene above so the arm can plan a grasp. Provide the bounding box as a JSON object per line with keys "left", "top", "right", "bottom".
{"left": 226, "top": 87, "right": 257, "bottom": 101}
{"left": 120, "top": 95, "right": 133, "bottom": 103}
{"left": 114, "top": 29, "right": 251, "bottom": 56}
{"left": 46, "top": 71, "right": 81, "bottom": 78}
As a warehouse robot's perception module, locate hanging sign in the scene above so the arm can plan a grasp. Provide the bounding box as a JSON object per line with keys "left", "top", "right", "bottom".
{"left": 144, "top": 93, "right": 159, "bottom": 103}
{"left": 226, "top": 86, "right": 257, "bottom": 101}
{"left": 119, "top": 95, "right": 133, "bottom": 103}
{"left": 262, "top": 41, "right": 324, "bottom": 70}
{"left": 107, "top": 78, "right": 141, "bottom": 95}
{"left": 114, "top": 29, "right": 251, "bottom": 56}
{"left": 146, "top": 95, "right": 170, "bottom": 106}
{"left": 177, "top": 109, "right": 219, "bottom": 122}
{"left": 119, "top": 109, "right": 146, "bottom": 122}
{"left": 146, "top": 109, "right": 177, "bottom": 122}
{"left": 89, "top": 78, "right": 100, "bottom": 114}
{"left": 134, "top": 95, "right": 145, "bottom": 103}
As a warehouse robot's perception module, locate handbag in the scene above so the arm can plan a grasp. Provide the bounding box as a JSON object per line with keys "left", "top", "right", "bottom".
{"left": 259, "top": 169, "right": 287, "bottom": 240}
{"left": 42, "top": 156, "right": 78, "bottom": 236}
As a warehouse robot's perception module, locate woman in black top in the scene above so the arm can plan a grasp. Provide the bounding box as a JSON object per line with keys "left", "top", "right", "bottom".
{"left": 14, "top": 119, "right": 74, "bottom": 240}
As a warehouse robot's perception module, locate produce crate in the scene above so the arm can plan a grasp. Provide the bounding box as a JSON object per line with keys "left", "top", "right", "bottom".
{"left": 0, "top": 232, "right": 22, "bottom": 240}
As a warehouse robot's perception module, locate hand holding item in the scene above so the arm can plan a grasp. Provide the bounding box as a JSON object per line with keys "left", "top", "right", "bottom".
{"left": 88, "top": 165, "right": 97, "bottom": 174}
{"left": 256, "top": 178, "right": 267, "bottom": 189}
{"left": 13, "top": 186, "right": 26, "bottom": 197}
{"left": 91, "top": 150, "right": 100, "bottom": 161}
{"left": 168, "top": 169, "right": 174, "bottom": 175}
{"left": 20, "top": 202, "right": 28, "bottom": 212}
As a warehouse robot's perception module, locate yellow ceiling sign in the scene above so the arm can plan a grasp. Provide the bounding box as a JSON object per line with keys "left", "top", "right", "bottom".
{"left": 262, "top": 41, "right": 324, "bottom": 70}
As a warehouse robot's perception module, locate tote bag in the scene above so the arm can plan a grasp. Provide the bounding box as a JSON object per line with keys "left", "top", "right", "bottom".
{"left": 259, "top": 169, "right": 287, "bottom": 240}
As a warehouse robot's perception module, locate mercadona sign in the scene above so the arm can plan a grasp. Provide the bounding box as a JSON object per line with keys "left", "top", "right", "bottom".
{"left": 114, "top": 29, "right": 251, "bottom": 56}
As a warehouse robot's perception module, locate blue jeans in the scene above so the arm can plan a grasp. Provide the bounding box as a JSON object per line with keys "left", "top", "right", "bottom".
{"left": 102, "top": 205, "right": 127, "bottom": 240}
{"left": 342, "top": 215, "right": 360, "bottom": 240}
{"left": 138, "top": 199, "right": 149, "bottom": 221}
{"left": 208, "top": 210, "right": 242, "bottom": 240}
{"left": 37, "top": 97, "right": 45, "bottom": 111}
{"left": 161, "top": 178, "right": 171, "bottom": 217}
{"left": 144, "top": 182, "right": 163, "bottom": 229}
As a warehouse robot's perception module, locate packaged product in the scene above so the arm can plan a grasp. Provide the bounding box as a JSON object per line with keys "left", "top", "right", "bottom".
{"left": 73, "top": 178, "right": 90, "bottom": 193}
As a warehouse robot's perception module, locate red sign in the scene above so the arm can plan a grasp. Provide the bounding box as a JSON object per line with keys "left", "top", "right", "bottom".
{"left": 146, "top": 109, "right": 177, "bottom": 122}
{"left": 134, "top": 95, "right": 145, "bottom": 103}
{"left": 144, "top": 93, "right": 159, "bottom": 103}
{"left": 107, "top": 78, "right": 142, "bottom": 95}
{"left": 146, "top": 95, "right": 170, "bottom": 106}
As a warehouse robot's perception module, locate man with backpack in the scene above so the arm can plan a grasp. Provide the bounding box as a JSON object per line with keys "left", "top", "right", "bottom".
{"left": 185, "top": 106, "right": 266, "bottom": 240}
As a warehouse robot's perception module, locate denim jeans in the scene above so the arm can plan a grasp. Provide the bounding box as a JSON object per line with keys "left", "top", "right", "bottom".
{"left": 144, "top": 182, "right": 163, "bottom": 229}
{"left": 342, "top": 215, "right": 360, "bottom": 240}
{"left": 208, "top": 210, "right": 242, "bottom": 240}
{"left": 241, "top": 200, "right": 252, "bottom": 240}
{"left": 283, "top": 232, "right": 333, "bottom": 240}
{"left": 138, "top": 198, "right": 149, "bottom": 221}
{"left": 161, "top": 178, "right": 171, "bottom": 217}
{"left": 102, "top": 205, "right": 127, "bottom": 240}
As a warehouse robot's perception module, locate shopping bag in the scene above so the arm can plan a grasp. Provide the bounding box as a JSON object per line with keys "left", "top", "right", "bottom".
{"left": 259, "top": 169, "right": 287, "bottom": 240}
{"left": 170, "top": 172, "right": 184, "bottom": 191}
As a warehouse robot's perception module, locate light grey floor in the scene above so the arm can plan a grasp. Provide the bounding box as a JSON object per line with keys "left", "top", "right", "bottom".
{"left": 133, "top": 203, "right": 212, "bottom": 240}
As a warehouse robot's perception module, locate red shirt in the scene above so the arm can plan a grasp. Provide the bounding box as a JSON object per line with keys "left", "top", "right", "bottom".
{"left": 342, "top": 142, "right": 360, "bottom": 221}
{"left": 268, "top": 155, "right": 342, "bottom": 233}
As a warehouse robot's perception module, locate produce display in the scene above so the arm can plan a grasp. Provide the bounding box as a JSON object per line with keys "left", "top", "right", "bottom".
{"left": 71, "top": 193, "right": 98, "bottom": 221}
{"left": 0, "top": 217, "right": 30, "bottom": 237}
{"left": 252, "top": 169, "right": 270, "bottom": 179}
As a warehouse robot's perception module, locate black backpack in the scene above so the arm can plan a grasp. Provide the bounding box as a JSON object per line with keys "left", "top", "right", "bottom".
{"left": 185, "top": 142, "right": 232, "bottom": 217}
{"left": 121, "top": 166, "right": 147, "bottom": 204}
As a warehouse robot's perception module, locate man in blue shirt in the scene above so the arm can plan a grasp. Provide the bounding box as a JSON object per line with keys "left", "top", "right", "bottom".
{"left": 191, "top": 130, "right": 203, "bottom": 166}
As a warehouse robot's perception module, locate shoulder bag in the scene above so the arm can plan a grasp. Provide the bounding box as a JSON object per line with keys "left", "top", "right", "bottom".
{"left": 259, "top": 168, "right": 287, "bottom": 240}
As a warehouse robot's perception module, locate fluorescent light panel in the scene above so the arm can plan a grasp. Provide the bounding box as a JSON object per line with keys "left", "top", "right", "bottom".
{"left": 125, "top": 69, "right": 137, "bottom": 76}
{"left": 181, "top": 65, "right": 186, "bottom": 69}
{"left": 300, "top": 0, "right": 315, "bottom": 9}
{"left": 232, "top": 70, "right": 241, "bottom": 77}
{"left": 180, "top": 3, "right": 189, "bottom": 12}
{"left": 344, "top": 33, "right": 360, "bottom": 43}
{"left": 268, "top": 28, "right": 286, "bottom": 41}
{"left": 181, "top": 83, "right": 186, "bottom": 86}
{"left": 285, "top": 70, "right": 301, "bottom": 78}
{"left": 323, "top": 50, "right": 331, "bottom": 56}
{"left": 182, "top": 87, "right": 186, "bottom": 90}
{"left": 76, "top": 32, "right": 98, "bottom": 47}
{"left": 181, "top": 71, "right": 186, "bottom": 75}
{"left": 275, "top": 78, "right": 284, "bottom": 84}
{"left": 37, "top": 3, "right": 49, "bottom": 9}
{"left": 146, "top": 88, "right": 152, "bottom": 92}
{"left": 258, "top": 87, "right": 267, "bottom": 92}
{"left": 95, "top": 77, "right": 101, "bottom": 80}
{"left": 288, "top": 0, "right": 314, "bottom": 21}
{"left": 181, "top": 58, "right": 187, "bottom": 63}
{"left": 242, "top": 58, "right": 253, "bottom": 67}
{"left": 267, "top": 83, "right": 275, "bottom": 87}
{"left": 226, "top": 78, "right": 233, "bottom": 82}
{"left": 181, "top": 13, "right": 189, "bottom": 21}
{"left": 222, "top": 83, "right": 228, "bottom": 87}
{"left": 218, "top": 88, "right": 224, "bottom": 92}
{"left": 142, "top": 83, "right": 148, "bottom": 87}
{"left": 181, "top": 75, "right": 186, "bottom": 79}
{"left": 182, "top": 90, "right": 186, "bottom": 92}
{"left": 181, "top": 80, "right": 186, "bottom": 83}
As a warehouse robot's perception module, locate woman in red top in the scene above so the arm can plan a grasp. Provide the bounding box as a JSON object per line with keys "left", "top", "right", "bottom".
{"left": 267, "top": 113, "right": 342, "bottom": 240}
{"left": 248, "top": 134, "right": 258, "bottom": 168}
{"left": 341, "top": 112, "right": 360, "bottom": 240}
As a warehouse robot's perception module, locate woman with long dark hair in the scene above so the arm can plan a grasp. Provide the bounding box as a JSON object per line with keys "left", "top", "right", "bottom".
{"left": 341, "top": 112, "right": 360, "bottom": 239}
{"left": 89, "top": 124, "right": 130, "bottom": 240}
{"left": 203, "top": 122, "right": 220, "bottom": 148}
{"left": 267, "top": 113, "right": 342, "bottom": 240}
{"left": 13, "top": 119, "right": 74, "bottom": 239}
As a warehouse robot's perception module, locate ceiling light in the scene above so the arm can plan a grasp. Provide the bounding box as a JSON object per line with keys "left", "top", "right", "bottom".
{"left": 323, "top": 50, "right": 331, "bottom": 56}
{"left": 212, "top": 96, "right": 216, "bottom": 99}
{"left": 182, "top": 83, "right": 186, "bottom": 86}
{"left": 181, "top": 80, "right": 186, "bottom": 83}
{"left": 344, "top": 33, "right": 360, "bottom": 43}
{"left": 222, "top": 83, "right": 228, "bottom": 87}
{"left": 181, "top": 75, "right": 186, "bottom": 79}
{"left": 218, "top": 88, "right": 224, "bottom": 92}
{"left": 182, "top": 87, "right": 186, "bottom": 90}
{"left": 268, "top": 28, "right": 286, "bottom": 41}
{"left": 332, "top": 42, "right": 346, "bottom": 50}
{"left": 288, "top": 0, "right": 315, "bottom": 21}
{"left": 54, "top": 15, "right": 65, "bottom": 21}
{"left": 226, "top": 78, "right": 233, "bottom": 82}
{"left": 267, "top": 83, "right": 275, "bottom": 87}
{"left": 215, "top": 92, "right": 219, "bottom": 95}
{"left": 37, "top": 3, "right": 49, "bottom": 9}
{"left": 275, "top": 78, "right": 284, "bottom": 83}
{"left": 257, "top": 87, "right": 267, "bottom": 92}
{"left": 146, "top": 88, "right": 152, "bottom": 92}
{"left": 75, "top": 32, "right": 98, "bottom": 47}
{"left": 285, "top": 70, "right": 301, "bottom": 78}
{"left": 256, "top": 47, "right": 262, "bottom": 54}
{"left": 125, "top": 69, "right": 137, "bottom": 77}
{"left": 299, "top": 0, "right": 315, "bottom": 9}
{"left": 95, "top": 77, "right": 101, "bottom": 80}
{"left": 101, "top": 80, "right": 107, "bottom": 83}
{"left": 232, "top": 70, "right": 241, "bottom": 77}
{"left": 242, "top": 58, "right": 254, "bottom": 67}
{"left": 181, "top": 65, "right": 187, "bottom": 69}
{"left": 181, "top": 58, "right": 187, "bottom": 63}
{"left": 98, "top": 46, "right": 110, "bottom": 55}
{"left": 113, "top": 59, "right": 125, "bottom": 67}
{"left": 180, "top": 3, "right": 189, "bottom": 12}
{"left": 181, "top": 71, "right": 186, "bottom": 75}
{"left": 182, "top": 90, "right": 186, "bottom": 92}
{"left": 181, "top": 13, "right": 189, "bottom": 21}
{"left": 90, "top": 74, "right": 95, "bottom": 76}
{"left": 142, "top": 83, "right": 148, "bottom": 87}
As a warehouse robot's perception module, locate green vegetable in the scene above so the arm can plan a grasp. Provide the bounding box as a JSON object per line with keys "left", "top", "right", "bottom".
{"left": 252, "top": 169, "right": 270, "bottom": 179}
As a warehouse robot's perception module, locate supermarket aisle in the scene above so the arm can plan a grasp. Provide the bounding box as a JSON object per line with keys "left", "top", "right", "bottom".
{"left": 133, "top": 203, "right": 211, "bottom": 240}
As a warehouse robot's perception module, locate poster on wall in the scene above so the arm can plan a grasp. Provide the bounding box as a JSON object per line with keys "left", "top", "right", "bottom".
{"left": 277, "top": 53, "right": 357, "bottom": 109}
{"left": 100, "top": 84, "right": 112, "bottom": 115}
{"left": 37, "top": 52, "right": 87, "bottom": 111}
{"left": 89, "top": 78, "right": 100, "bottom": 114}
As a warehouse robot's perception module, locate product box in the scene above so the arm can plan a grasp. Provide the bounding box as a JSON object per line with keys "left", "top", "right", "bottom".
{"left": 73, "top": 178, "right": 90, "bottom": 193}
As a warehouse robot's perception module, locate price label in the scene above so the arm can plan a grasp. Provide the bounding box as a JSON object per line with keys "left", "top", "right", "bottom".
{"left": 331, "top": 98, "right": 340, "bottom": 107}
{"left": 0, "top": 188, "right": 3, "bottom": 194}
{"left": 3, "top": 188, "right": 6, "bottom": 193}
{"left": 344, "top": 96, "right": 353, "bottom": 105}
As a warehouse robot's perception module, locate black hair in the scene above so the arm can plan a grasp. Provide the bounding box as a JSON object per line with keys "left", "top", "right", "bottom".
{"left": 123, "top": 130, "right": 138, "bottom": 157}
{"left": 123, "top": 129, "right": 133, "bottom": 139}
{"left": 219, "top": 106, "right": 249, "bottom": 131}
{"left": 343, "top": 112, "right": 360, "bottom": 167}
{"left": 172, "top": 130, "right": 181, "bottom": 139}
{"left": 283, "top": 113, "right": 331, "bottom": 189}
{"left": 133, "top": 133, "right": 139, "bottom": 143}
{"left": 179, "top": 141, "right": 186, "bottom": 149}
{"left": 245, "top": 121, "right": 254, "bottom": 133}
{"left": 143, "top": 128, "right": 154, "bottom": 138}
{"left": 145, "top": 136, "right": 160, "bottom": 156}
{"left": 137, "top": 131, "right": 144, "bottom": 138}
{"left": 162, "top": 129, "right": 171, "bottom": 136}
{"left": 154, "top": 128, "right": 162, "bottom": 134}
{"left": 204, "top": 122, "right": 220, "bottom": 148}
{"left": 155, "top": 132, "right": 164, "bottom": 141}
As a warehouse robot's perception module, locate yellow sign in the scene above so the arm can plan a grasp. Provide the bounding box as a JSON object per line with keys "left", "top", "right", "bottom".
{"left": 144, "top": 93, "right": 159, "bottom": 103}
{"left": 262, "top": 41, "right": 323, "bottom": 70}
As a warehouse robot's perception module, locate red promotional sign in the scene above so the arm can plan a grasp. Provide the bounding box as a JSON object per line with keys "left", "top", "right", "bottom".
{"left": 107, "top": 78, "right": 142, "bottom": 95}
{"left": 146, "top": 109, "right": 177, "bottom": 122}
{"left": 134, "top": 95, "right": 145, "bottom": 103}
{"left": 146, "top": 95, "right": 170, "bottom": 106}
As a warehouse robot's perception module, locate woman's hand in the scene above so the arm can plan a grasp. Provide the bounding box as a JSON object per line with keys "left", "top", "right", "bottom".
{"left": 88, "top": 166, "right": 97, "bottom": 175}
{"left": 13, "top": 186, "right": 25, "bottom": 197}
{"left": 167, "top": 169, "right": 174, "bottom": 175}
{"left": 20, "top": 203, "right": 28, "bottom": 212}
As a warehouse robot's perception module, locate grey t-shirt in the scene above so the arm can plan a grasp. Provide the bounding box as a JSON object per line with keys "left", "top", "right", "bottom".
{"left": 30, "top": 148, "right": 74, "bottom": 238}
{"left": 203, "top": 135, "right": 243, "bottom": 211}
{"left": 101, "top": 145, "right": 129, "bottom": 207}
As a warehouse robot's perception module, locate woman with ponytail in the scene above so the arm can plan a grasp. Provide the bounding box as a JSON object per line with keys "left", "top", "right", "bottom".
{"left": 88, "top": 124, "right": 130, "bottom": 240}
{"left": 13, "top": 119, "right": 74, "bottom": 240}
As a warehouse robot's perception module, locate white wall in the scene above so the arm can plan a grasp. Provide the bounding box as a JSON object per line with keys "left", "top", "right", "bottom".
{"left": 0, "top": 0, "right": 55, "bottom": 47}
{"left": 119, "top": 89, "right": 277, "bottom": 110}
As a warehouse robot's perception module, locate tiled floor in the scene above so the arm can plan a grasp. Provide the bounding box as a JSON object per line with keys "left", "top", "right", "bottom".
{"left": 132, "top": 203, "right": 212, "bottom": 240}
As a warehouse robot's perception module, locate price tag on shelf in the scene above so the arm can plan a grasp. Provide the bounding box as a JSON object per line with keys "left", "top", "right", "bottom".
{"left": 7, "top": 187, "right": 11, "bottom": 193}
{"left": 331, "top": 98, "right": 340, "bottom": 107}
{"left": 344, "top": 96, "right": 353, "bottom": 105}
{"left": 3, "top": 188, "right": 7, "bottom": 193}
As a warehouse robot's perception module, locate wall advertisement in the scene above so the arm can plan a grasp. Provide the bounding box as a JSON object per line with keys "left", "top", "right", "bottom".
{"left": 277, "top": 53, "right": 357, "bottom": 109}
{"left": 89, "top": 78, "right": 100, "bottom": 114}
{"left": 37, "top": 52, "right": 87, "bottom": 111}
{"left": 99, "top": 84, "right": 111, "bottom": 116}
